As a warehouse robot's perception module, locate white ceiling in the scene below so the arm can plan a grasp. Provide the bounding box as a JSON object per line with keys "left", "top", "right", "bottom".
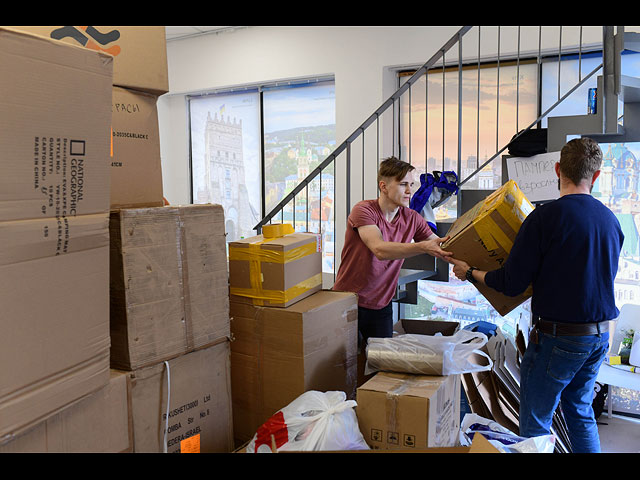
{"left": 165, "top": 26, "right": 241, "bottom": 41}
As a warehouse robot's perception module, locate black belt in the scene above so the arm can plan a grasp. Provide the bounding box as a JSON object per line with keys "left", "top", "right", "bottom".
{"left": 535, "top": 318, "right": 609, "bottom": 336}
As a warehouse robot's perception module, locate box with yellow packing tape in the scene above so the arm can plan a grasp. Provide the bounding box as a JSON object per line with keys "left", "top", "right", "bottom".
{"left": 228, "top": 224, "right": 323, "bottom": 308}
{"left": 442, "top": 180, "right": 535, "bottom": 316}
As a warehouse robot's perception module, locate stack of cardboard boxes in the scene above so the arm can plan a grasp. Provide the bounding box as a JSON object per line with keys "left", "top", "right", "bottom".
{"left": 227, "top": 223, "right": 359, "bottom": 445}
{"left": 354, "top": 320, "right": 463, "bottom": 451}
{"left": 0, "top": 26, "right": 234, "bottom": 453}
{"left": 0, "top": 27, "right": 117, "bottom": 452}
{"left": 0, "top": 27, "right": 519, "bottom": 455}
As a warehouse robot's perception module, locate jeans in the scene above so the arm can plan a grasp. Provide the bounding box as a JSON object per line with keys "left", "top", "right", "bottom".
{"left": 519, "top": 329, "right": 609, "bottom": 453}
{"left": 357, "top": 302, "right": 393, "bottom": 348}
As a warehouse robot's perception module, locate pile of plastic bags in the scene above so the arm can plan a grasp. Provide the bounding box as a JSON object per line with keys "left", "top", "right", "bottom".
{"left": 245, "top": 391, "right": 369, "bottom": 453}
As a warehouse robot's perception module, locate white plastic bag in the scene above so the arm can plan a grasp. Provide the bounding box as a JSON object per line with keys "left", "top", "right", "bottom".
{"left": 460, "top": 413, "right": 556, "bottom": 453}
{"left": 365, "top": 329, "right": 493, "bottom": 376}
{"left": 245, "top": 390, "right": 370, "bottom": 453}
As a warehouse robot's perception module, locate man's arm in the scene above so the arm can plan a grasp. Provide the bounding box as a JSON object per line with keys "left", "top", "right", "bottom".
{"left": 449, "top": 211, "right": 541, "bottom": 295}
{"left": 357, "top": 224, "right": 452, "bottom": 261}
{"left": 449, "top": 258, "right": 487, "bottom": 284}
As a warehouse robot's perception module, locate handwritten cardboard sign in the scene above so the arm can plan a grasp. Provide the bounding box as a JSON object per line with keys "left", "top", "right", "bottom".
{"left": 506, "top": 151, "right": 560, "bottom": 202}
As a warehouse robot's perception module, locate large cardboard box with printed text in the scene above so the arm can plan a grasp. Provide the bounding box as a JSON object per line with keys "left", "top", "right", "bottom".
{"left": 122, "top": 341, "right": 234, "bottom": 453}
{"left": 110, "top": 86, "right": 164, "bottom": 208}
{"left": 230, "top": 290, "right": 358, "bottom": 443}
{"left": 356, "top": 372, "right": 461, "bottom": 450}
{"left": 109, "top": 204, "right": 229, "bottom": 370}
{"left": 10, "top": 25, "right": 169, "bottom": 95}
{"left": 0, "top": 28, "right": 113, "bottom": 440}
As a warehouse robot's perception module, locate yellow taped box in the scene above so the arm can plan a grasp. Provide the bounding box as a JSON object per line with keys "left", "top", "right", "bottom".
{"left": 228, "top": 229, "right": 323, "bottom": 308}
{"left": 442, "top": 180, "right": 535, "bottom": 316}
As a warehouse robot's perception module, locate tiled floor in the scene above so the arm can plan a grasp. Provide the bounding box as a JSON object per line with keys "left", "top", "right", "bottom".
{"left": 597, "top": 413, "right": 640, "bottom": 453}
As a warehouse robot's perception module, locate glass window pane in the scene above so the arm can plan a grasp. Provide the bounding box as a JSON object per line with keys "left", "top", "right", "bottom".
{"left": 263, "top": 81, "right": 336, "bottom": 273}
{"left": 400, "top": 62, "right": 538, "bottom": 221}
{"left": 399, "top": 61, "right": 537, "bottom": 339}
{"left": 189, "top": 90, "right": 262, "bottom": 242}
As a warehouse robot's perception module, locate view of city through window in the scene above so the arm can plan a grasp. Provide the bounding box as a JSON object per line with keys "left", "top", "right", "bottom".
{"left": 190, "top": 90, "right": 262, "bottom": 242}
{"left": 400, "top": 61, "right": 538, "bottom": 338}
{"left": 189, "top": 81, "right": 336, "bottom": 272}
{"left": 263, "top": 82, "right": 337, "bottom": 273}
{"left": 400, "top": 52, "right": 640, "bottom": 415}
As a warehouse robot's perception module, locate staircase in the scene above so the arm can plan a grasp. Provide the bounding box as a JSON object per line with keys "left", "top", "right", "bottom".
{"left": 253, "top": 26, "right": 637, "bottom": 314}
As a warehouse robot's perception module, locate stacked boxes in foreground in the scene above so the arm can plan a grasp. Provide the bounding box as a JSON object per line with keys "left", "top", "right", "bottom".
{"left": 0, "top": 27, "right": 114, "bottom": 444}
{"left": 109, "top": 204, "right": 234, "bottom": 453}
{"left": 355, "top": 320, "right": 463, "bottom": 451}
{"left": 0, "top": 26, "right": 233, "bottom": 453}
{"left": 228, "top": 225, "right": 359, "bottom": 445}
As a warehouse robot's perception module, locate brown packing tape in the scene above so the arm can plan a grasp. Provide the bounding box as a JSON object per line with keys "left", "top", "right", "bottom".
{"left": 383, "top": 377, "right": 443, "bottom": 443}
{"left": 255, "top": 307, "right": 267, "bottom": 428}
{"left": 176, "top": 210, "right": 194, "bottom": 350}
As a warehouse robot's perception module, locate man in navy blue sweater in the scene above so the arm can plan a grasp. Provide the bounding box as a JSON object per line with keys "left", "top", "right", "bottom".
{"left": 450, "top": 137, "right": 624, "bottom": 453}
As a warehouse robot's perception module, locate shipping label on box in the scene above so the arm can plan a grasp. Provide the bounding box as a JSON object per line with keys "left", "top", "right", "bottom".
{"left": 0, "top": 28, "right": 113, "bottom": 223}
{"left": 356, "top": 372, "right": 461, "bottom": 450}
{"left": 9, "top": 26, "right": 169, "bottom": 95}
{"left": 110, "top": 86, "right": 164, "bottom": 208}
{"left": 228, "top": 225, "right": 323, "bottom": 308}
{"left": 230, "top": 290, "right": 358, "bottom": 442}
{"left": 442, "top": 180, "right": 534, "bottom": 316}
{"left": 125, "top": 341, "right": 234, "bottom": 453}
{"left": 110, "top": 204, "right": 229, "bottom": 370}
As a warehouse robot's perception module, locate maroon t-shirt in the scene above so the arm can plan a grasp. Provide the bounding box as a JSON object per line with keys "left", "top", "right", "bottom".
{"left": 332, "top": 199, "right": 433, "bottom": 309}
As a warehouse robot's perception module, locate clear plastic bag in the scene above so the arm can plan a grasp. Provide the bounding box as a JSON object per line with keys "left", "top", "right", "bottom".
{"left": 365, "top": 329, "right": 493, "bottom": 376}
{"left": 245, "top": 390, "right": 370, "bottom": 453}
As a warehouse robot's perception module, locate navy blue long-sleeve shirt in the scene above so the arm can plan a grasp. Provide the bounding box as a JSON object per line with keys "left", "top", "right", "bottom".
{"left": 484, "top": 194, "right": 624, "bottom": 323}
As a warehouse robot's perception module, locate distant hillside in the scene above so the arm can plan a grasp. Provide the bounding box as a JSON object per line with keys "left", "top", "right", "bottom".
{"left": 265, "top": 124, "right": 336, "bottom": 145}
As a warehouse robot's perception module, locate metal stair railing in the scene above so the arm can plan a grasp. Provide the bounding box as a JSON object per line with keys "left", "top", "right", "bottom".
{"left": 253, "top": 26, "right": 473, "bottom": 231}
{"left": 253, "top": 26, "right": 616, "bottom": 288}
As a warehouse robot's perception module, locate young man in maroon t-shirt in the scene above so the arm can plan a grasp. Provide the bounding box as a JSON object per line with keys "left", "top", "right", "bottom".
{"left": 333, "top": 157, "right": 452, "bottom": 346}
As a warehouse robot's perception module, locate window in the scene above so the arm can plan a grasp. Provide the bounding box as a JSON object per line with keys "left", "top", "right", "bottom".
{"left": 399, "top": 60, "right": 539, "bottom": 221}
{"left": 262, "top": 81, "right": 337, "bottom": 273}
{"left": 399, "top": 60, "right": 538, "bottom": 339}
{"left": 402, "top": 50, "right": 640, "bottom": 417}
{"left": 188, "top": 79, "right": 336, "bottom": 272}
{"left": 189, "top": 90, "right": 262, "bottom": 242}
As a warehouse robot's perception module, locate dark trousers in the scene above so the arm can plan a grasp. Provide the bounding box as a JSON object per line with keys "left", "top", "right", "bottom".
{"left": 358, "top": 302, "right": 393, "bottom": 348}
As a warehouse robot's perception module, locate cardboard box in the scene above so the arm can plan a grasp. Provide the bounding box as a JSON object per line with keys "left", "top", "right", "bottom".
{"left": 10, "top": 26, "right": 169, "bottom": 95}
{"left": 0, "top": 371, "right": 131, "bottom": 453}
{"left": 442, "top": 180, "right": 535, "bottom": 316}
{"left": 110, "top": 204, "right": 229, "bottom": 370}
{"left": 397, "top": 318, "right": 460, "bottom": 336}
{"left": 0, "top": 27, "right": 113, "bottom": 222}
{"left": 0, "top": 215, "right": 111, "bottom": 441}
{"left": 0, "top": 28, "right": 113, "bottom": 441}
{"left": 230, "top": 290, "right": 358, "bottom": 443}
{"left": 228, "top": 226, "right": 322, "bottom": 308}
{"left": 123, "top": 341, "right": 234, "bottom": 453}
{"left": 110, "top": 86, "right": 164, "bottom": 208}
{"left": 234, "top": 432, "right": 500, "bottom": 454}
{"left": 356, "top": 371, "right": 461, "bottom": 450}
